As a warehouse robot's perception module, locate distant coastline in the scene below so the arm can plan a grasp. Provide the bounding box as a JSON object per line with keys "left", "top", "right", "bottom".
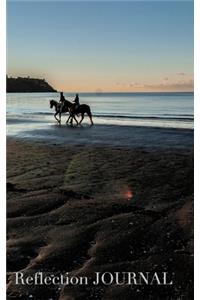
{"left": 6, "top": 76, "right": 57, "bottom": 93}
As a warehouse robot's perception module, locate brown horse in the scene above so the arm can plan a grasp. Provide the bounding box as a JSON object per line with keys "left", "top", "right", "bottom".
{"left": 50, "top": 99, "right": 93, "bottom": 125}
{"left": 49, "top": 99, "right": 76, "bottom": 124}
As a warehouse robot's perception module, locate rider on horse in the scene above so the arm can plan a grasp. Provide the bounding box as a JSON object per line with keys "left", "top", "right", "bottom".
{"left": 69, "top": 93, "right": 80, "bottom": 117}
{"left": 50, "top": 93, "right": 93, "bottom": 125}
{"left": 59, "top": 92, "right": 66, "bottom": 113}
{"left": 73, "top": 94, "right": 80, "bottom": 110}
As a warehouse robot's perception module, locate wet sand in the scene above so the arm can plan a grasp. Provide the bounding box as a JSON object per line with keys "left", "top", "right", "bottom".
{"left": 7, "top": 123, "right": 194, "bottom": 150}
{"left": 7, "top": 126, "right": 193, "bottom": 299}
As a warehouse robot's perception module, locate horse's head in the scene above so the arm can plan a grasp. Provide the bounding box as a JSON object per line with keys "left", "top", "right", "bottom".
{"left": 50, "top": 100, "right": 55, "bottom": 109}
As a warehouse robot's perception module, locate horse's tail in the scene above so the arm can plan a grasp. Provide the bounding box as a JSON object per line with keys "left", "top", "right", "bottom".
{"left": 87, "top": 106, "right": 93, "bottom": 125}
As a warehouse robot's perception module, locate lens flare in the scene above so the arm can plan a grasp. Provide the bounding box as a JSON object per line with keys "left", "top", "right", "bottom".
{"left": 124, "top": 190, "right": 133, "bottom": 200}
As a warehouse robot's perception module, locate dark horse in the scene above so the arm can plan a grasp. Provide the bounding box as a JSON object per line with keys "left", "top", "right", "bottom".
{"left": 50, "top": 99, "right": 93, "bottom": 125}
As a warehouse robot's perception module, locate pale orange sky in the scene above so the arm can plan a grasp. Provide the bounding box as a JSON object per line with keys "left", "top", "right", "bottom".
{"left": 8, "top": 69, "right": 194, "bottom": 93}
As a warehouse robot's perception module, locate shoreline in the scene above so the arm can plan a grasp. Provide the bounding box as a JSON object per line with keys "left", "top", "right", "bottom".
{"left": 7, "top": 123, "right": 194, "bottom": 150}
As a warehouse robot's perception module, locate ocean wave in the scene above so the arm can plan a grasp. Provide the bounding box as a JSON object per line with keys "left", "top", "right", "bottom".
{"left": 9, "top": 112, "right": 194, "bottom": 122}
{"left": 92, "top": 114, "right": 194, "bottom": 121}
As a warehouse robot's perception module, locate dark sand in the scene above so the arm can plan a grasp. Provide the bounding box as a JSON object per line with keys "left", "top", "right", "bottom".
{"left": 7, "top": 126, "right": 193, "bottom": 300}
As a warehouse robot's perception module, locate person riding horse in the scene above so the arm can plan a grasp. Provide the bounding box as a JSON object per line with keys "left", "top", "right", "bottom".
{"left": 69, "top": 93, "right": 80, "bottom": 119}
{"left": 50, "top": 96, "right": 93, "bottom": 125}
{"left": 59, "top": 92, "right": 66, "bottom": 113}
{"left": 59, "top": 92, "right": 79, "bottom": 114}
{"left": 73, "top": 94, "right": 80, "bottom": 110}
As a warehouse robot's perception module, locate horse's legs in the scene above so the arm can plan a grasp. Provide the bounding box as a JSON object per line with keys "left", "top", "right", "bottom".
{"left": 79, "top": 113, "right": 84, "bottom": 124}
{"left": 54, "top": 112, "right": 60, "bottom": 124}
{"left": 87, "top": 110, "right": 93, "bottom": 125}
{"left": 66, "top": 114, "right": 71, "bottom": 124}
{"left": 74, "top": 115, "right": 79, "bottom": 125}
{"left": 89, "top": 116, "right": 93, "bottom": 125}
{"left": 66, "top": 113, "right": 78, "bottom": 126}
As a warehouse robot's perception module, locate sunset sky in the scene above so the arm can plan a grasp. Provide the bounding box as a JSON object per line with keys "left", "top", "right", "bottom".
{"left": 7, "top": 1, "right": 194, "bottom": 92}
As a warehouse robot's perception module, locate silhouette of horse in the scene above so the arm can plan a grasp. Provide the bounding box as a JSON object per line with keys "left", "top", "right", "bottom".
{"left": 49, "top": 99, "right": 76, "bottom": 124}
{"left": 50, "top": 99, "right": 93, "bottom": 125}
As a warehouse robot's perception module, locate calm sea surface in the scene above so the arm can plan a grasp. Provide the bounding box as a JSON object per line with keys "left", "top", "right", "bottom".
{"left": 7, "top": 92, "right": 194, "bottom": 137}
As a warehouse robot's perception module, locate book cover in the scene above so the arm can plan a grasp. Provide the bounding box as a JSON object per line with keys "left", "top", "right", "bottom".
{"left": 6, "top": 1, "right": 194, "bottom": 299}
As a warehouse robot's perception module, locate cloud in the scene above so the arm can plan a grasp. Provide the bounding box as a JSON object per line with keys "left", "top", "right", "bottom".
{"left": 177, "top": 72, "right": 186, "bottom": 76}
{"left": 116, "top": 82, "right": 140, "bottom": 87}
{"left": 143, "top": 79, "right": 194, "bottom": 91}
{"left": 115, "top": 79, "right": 194, "bottom": 91}
{"left": 128, "top": 82, "right": 140, "bottom": 87}
{"left": 115, "top": 82, "right": 127, "bottom": 86}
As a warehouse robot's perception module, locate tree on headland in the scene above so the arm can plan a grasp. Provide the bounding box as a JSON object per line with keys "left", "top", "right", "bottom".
{"left": 6, "top": 76, "right": 57, "bottom": 93}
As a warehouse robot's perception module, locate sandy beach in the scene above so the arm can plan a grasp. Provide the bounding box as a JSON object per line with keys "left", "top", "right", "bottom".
{"left": 6, "top": 124, "right": 193, "bottom": 300}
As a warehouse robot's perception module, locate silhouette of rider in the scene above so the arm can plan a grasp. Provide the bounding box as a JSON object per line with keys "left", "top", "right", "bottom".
{"left": 59, "top": 92, "right": 65, "bottom": 112}
{"left": 60, "top": 92, "right": 65, "bottom": 102}
{"left": 73, "top": 94, "right": 80, "bottom": 111}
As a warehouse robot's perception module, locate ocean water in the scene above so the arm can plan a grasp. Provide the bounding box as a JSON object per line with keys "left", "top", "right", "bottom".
{"left": 7, "top": 92, "right": 194, "bottom": 137}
